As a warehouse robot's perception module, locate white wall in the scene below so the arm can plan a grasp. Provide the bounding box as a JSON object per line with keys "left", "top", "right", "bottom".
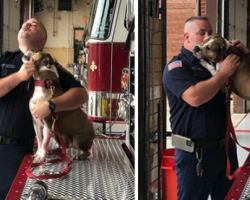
{"left": 2, "top": 0, "right": 21, "bottom": 52}
{"left": 35, "top": 0, "right": 91, "bottom": 48}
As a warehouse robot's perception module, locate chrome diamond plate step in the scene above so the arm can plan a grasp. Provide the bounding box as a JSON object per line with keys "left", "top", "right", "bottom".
{"left": 20, "top": 138, "right": 134, "bottom": 199}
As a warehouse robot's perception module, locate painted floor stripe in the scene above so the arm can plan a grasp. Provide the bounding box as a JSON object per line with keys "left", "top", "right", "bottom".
{"left": 235, "top": 130, "right": 250, "bottom": 133}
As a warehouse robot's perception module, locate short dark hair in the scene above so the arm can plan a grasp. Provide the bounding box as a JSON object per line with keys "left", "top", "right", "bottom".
{"left": 185, "top": 16, "right": 209, "bottom": 24}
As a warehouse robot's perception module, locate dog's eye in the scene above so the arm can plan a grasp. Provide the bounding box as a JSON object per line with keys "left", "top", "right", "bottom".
{"left": 206, "top": 47, "right": 211, "bottom": 50}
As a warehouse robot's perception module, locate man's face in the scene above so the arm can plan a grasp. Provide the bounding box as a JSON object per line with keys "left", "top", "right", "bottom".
{"left": 185, "top": 20, "right": 213, "bottom": 51}
{"left": 18, "top": 18, "right": 46, "bottom": 45}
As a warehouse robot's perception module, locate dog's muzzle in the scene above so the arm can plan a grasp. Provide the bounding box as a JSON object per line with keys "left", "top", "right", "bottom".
{"left": 193, "top": 46, "right": 200, "bottom": 54}
{"left": 193, "top": 46, "right": 203, "bottom": 58}
{"left": 23, "top": 55, "right": 31, "bottom": 62}
{"left": 22, "top": 50, "right": 35, "bottom": 63}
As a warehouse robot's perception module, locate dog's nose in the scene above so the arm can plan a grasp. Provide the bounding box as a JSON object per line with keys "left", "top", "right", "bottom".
{"left": 193, "top": 46, "right": 200, "bottom": 54}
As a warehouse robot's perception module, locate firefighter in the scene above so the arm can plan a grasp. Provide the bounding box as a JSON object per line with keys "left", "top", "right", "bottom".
{"left": 162, "top": 16, "right": 249, "bottom": 199}
{"left": 0, "top": 18, "right": 87, "bottom": 200}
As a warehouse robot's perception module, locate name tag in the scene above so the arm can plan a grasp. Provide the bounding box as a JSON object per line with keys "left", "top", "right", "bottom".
{"left": 1, "top": 64, "right": 16, "bottom": 69}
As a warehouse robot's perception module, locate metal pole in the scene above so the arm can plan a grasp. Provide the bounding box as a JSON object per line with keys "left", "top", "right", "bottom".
{"left": 138, "top": 0, "right": 150, "bottom": 199}
{"left": 221, "top": 0, "right": 225, "bottom": 37}
{"left": 157, "top": 101, "right": 161, "bottom": 199}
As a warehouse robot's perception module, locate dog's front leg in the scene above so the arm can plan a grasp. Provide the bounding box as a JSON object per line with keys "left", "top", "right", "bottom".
{"left": 33, "top": 120, "right": 43, "bottom": 160}
{"left": 215, "top": 62, "right": 220, "bottom": 73}
{"left": 33, "top": 126, "right": 50, "bottom": 163}
{"left": 200, "top": 59, "right": 217, "bottom": 76}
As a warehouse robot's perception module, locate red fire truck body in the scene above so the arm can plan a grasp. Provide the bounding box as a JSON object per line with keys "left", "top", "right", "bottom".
{"left": 83, "top": 0, "right": 129, "bottom": 134}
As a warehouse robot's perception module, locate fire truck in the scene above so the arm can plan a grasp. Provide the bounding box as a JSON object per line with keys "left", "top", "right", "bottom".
{"left": 6, "top": 0, "right": 135, "bottom": 199}
{"left": 78, "top": 0, "right": 130, "bottom": 137}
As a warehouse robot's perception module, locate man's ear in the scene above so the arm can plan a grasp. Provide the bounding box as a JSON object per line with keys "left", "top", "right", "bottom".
{"left": 40, "top": 36, "right": 47, "bottom": 46}
{"left": 184, "top": 33, "right": 190, "bottom": 43}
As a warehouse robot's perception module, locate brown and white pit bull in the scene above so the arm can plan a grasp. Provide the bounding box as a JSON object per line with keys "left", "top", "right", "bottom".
{"left": 27, "top": 52, "right": 94, "bottom": 163}
{"left": 193, "top": 34, "right": 250, "bottom": 101}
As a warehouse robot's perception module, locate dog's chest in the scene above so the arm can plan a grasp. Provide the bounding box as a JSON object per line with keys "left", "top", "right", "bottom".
{"left": 32, "top": 86, "right": 47, "bottom": 99}
{"left": 29, "top": 87, "right": 48, "bottom": 127}
{"left": 29, "top": 86, "right": 51, "bottom": 109}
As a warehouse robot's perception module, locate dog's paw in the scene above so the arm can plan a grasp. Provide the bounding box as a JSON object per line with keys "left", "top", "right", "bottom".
{"left": 33, "top": 156, "right": 46, "bottom": 163}
{"left": 32, "top": 153, "right": 38, "bottom": 159}
{"left": 33, "top": 148, "right": 42, "bottom": 159}
{"left": 33, "top": 149, "right": 47, "bottom": 163}
{"left": 73, "top": 151, "right": 90, "bottom": 160}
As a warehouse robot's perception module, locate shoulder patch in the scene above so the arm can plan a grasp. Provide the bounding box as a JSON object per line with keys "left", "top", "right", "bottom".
{"left": 168, "top": 60, "right": 182, "bottom": 71}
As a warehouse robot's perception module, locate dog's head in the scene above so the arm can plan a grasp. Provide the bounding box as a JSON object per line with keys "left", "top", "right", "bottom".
{"left": 23, "top": 51, "right": 54, "bottom": 69}
{"left": 193, "top": 34, "right": 233, "bottom": 62}
{"left": 23, "top": 51, "right": 59, "bottom": 79}
{"left": 30, "top": 52, "right": 54, "bottom": 69}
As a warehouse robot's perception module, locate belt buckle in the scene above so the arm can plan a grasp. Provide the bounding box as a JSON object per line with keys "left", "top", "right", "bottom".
{"left": 44, "top": 79, "right": 53, "bottom": 89}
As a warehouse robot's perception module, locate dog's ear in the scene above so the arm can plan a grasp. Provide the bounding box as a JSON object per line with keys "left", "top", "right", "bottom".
{"left": 214, "top": 34, "right": 221, "bottom": 38}
{"left": 220, "top": 43, "right": 226, "bottom": 50}
{"left": 46, "top": 54, "right": 54, "bottom": 65}
{"left": 202, "top": 35, "right": 212, "bottom": 45}
{"left": 32, "top": 52, "right": 43, "bottom": 68}
{"left": 34, "top": 60, "right": 40, "bottom": 68}
{"left": 42, "top": 53, "right": 54, "bottom": 68}
{"left": 220, "top": 44, "right": 227, "bottom": 56}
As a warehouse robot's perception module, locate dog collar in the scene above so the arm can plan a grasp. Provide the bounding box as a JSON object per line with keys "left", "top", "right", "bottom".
{"left": 34, "top": 78, "right": 60, "bottom": 88}
{"left": 227, "top": 46, "right": 240, "bottom": 56}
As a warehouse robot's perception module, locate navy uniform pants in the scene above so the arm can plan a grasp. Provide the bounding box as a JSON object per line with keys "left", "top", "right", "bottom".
{"left": 175, "top": 138, "right": 238, "bottom": 200}
{"left": 0, "top": 144, "right": 33, "bottom": 200}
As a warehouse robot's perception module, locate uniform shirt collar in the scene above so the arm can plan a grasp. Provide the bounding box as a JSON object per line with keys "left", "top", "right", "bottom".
{"left": 17, "top": 49, "right": 23, "bottom": 55}
{"left": 181, "top": 46, "right": 198, "bottom": 63}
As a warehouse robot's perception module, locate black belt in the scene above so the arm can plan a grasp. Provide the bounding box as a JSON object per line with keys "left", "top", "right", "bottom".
{"left": 0, "top": 135, "right": 33, "bottom": 146}
{"left": 194, "top": 138, "right": 225, "bottom": 149}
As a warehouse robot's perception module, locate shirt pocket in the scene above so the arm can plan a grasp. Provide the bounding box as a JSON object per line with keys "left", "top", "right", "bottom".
{"left": 1, "top": 64, "right": 17, "bottom": 77}
{"left": 191, "top": 66, "right": 211, "bottom": 81}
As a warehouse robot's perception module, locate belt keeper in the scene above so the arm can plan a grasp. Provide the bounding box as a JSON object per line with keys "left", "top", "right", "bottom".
{"left": 219, "top": 139, "right": 224, "bottom": 148}
{"left": 0, "top": 136, "right": 16, "bottom": 145}
{"left": 0, "top": 136, "right": 25, "bottom": 145}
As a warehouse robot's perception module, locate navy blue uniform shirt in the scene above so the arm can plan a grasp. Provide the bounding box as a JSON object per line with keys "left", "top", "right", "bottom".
{"left": 163, "top": 47, "right": 227, "bottom": 140}
{"left": 0, "top": 49, "right": 83, "bottom": 141}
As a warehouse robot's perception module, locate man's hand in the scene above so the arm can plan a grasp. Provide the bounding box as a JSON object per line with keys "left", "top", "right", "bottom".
{"left": 30, "top": 99, "right": 51, "bottom": 119}
{"left": 219, "top": 54, "right": 241, "bottom": 77}
{"left": 231, "top": 39, "right": 250, "bottom": 54}
{"left": 17, "top": 58, "right": 36, "bottom": 81}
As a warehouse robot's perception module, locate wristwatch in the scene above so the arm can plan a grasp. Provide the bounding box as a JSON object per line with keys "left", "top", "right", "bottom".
{"left": 48, "top": 100, "right": 56, "bottom": 112}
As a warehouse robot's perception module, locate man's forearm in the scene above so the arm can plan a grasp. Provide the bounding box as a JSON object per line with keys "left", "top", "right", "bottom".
{"left": 0, "top": 73, "right": 22, "bottom": 98}
{"left": 51, "top": 87, "right": 88, "bottom": 112}
{"left": 181, "top": 71, "right": 228, "bottom": 107}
